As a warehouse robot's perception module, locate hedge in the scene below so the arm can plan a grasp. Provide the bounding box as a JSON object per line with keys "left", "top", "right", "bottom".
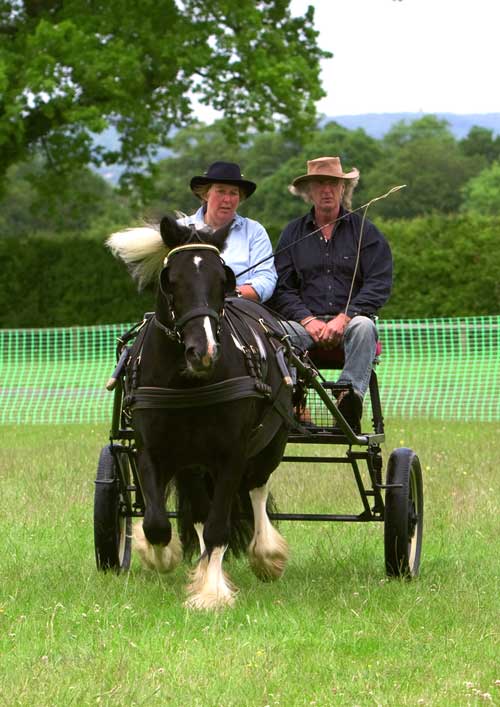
{"left": 381, "top": 214, "right": 500, "bottom": 318}
{"left": 0, "top": 238, "right": 153, "bottom": 328}
{"left": 0, "top": 214, "right": 498, "bottom": 327}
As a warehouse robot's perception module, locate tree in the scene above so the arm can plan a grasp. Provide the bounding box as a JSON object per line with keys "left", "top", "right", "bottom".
{"left": 382, "top": 114, "right": 454, "bottom": 147}
{"left": 0, "top": 155, "right": 134, "bottom": 238}
{"left": 0, "top": 1, "right": 329, "bottom": 191}
{"left": 361, "top": 116, "right": 481, "bottom": 219}
{"left": 461, "top": 161, "right": 500, "bottom": 216}
{"left": 459, "top": 126, "right": 500, "bottom": 164}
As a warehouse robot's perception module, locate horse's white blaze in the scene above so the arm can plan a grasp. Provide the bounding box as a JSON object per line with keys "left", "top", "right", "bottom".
{"left": 132, "top": 521, "right": 182, "bottom": 573}
{"left": 193, "top": 255, "right": 202, "bottom": 271}
{"left": 248, "top": 484, "right": 289, "bottom": 580}
{"left": 186, "top": 546, "right": 237, "bottom": 609}
{"left": 202, "top": 316, "right": 217, "bottom": 359}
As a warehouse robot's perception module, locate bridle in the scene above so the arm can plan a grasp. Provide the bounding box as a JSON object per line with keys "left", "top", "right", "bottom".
{"left": 154, "top": 242, "right": 227, "bottom": 344}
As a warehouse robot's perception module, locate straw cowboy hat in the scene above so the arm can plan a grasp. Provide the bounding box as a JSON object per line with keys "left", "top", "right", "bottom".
{"left": 292, "top": 156, "right": 360, "bottom": 187}
{"left": 190, "top": 161, "right": 257, "bottom": 199}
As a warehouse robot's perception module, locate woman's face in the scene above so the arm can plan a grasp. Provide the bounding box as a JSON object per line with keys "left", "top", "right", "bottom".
{"left": 205, "top": 183, "right": 241, "bottom": 229}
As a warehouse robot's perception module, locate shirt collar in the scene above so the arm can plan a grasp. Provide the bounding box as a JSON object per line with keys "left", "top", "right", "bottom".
{"left": 190, "top": 206, "right": 241, "bottom": 230}
{"left": 310, "top": 205, "right": 351, "bottom": 228}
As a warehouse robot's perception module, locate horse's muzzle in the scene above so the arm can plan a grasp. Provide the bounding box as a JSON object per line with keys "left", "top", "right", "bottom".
{"left": 185, "top": 343, "right": 220, "bottom": 377}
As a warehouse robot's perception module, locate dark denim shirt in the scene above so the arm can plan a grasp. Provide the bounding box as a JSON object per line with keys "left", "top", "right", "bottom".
{"left": 270, "top": 207, "right": 393, "bottom": 322}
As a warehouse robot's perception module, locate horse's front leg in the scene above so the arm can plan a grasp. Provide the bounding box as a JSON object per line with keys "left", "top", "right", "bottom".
{"left": 133, "top": 447, "right": 182, "bottom": 573}
{"left": 248, "top": 483, "right": 289, "bottom": 581}
{"left": 186, "top": 470, "right": 240, "bottom": 610}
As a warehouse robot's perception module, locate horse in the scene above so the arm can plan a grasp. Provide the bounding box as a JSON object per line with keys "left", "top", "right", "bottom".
{"left": 107, "top": 216, "right": 294, "bottom": 609}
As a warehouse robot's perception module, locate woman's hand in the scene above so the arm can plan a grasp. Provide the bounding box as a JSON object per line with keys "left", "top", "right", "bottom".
{"left": 236, "top": 285, "right": 259, "bottom": 301}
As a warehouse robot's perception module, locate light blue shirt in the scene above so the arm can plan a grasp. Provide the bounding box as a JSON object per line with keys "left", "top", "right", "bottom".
{"left": 177, "top": 207, "right": 277, "bottom": 302}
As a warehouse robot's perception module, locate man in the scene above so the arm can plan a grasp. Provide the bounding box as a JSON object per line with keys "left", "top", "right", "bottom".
{"left": 271, "top": 156, "right": 393, "bottom": 432}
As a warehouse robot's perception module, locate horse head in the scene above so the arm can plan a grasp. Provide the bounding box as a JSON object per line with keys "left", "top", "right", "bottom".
{"left": 158, "top": 215, "right": 236, "bottom": 377}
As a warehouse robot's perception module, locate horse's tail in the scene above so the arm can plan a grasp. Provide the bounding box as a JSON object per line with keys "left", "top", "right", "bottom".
{"left": 174, "top": 470, "right": 254, "bottom": 560}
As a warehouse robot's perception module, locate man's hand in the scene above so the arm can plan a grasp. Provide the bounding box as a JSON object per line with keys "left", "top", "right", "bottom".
{"left": 318, "top": 313, "right": 351, "bottom": 349}
{"left": 301, "top": 317, "right": 326, "bottom": 343}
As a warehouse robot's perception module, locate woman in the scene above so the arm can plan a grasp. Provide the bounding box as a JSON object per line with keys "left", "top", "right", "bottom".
{"left": 177, "top": 161, "right": 277, "bottom": 302}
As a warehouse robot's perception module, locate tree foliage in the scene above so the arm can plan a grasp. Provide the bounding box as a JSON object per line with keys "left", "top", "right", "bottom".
{"left": 360, "top": 116, "right": 482, "bottom": 219}
{"left": 0, "top": 0, "right": 329, "bottom": 189}
{"left": 0, "top": 155, "right": 134, "bottom": 238}
{"left": 461, "top": 161, "right": 500, "bottom": 216}
{"left": 2, "top": 113, "right": 500, "bottom": 244}
{"left": 459, "top": 126, "right": 500, "bottom": 164}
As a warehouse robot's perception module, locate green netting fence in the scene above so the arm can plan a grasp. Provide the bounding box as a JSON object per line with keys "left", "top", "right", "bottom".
{"left": 0, "top": 316, "right": 498, "bottom": 425}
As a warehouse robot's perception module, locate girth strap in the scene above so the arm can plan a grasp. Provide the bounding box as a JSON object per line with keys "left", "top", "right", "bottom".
{"left": 126, "top": 375, "right": 271, "bottom": 411}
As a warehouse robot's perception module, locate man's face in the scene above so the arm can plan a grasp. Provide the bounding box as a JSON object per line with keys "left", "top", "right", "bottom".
{"left": 309, "top": 177, "right": 344, "bottom": 213}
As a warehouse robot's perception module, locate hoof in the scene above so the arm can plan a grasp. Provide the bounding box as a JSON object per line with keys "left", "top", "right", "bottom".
{"left": 185, "top": 551, "right": 237, "bottom": 610}
{"left": 184, "top": 589, "right": 236, "bottom": 611}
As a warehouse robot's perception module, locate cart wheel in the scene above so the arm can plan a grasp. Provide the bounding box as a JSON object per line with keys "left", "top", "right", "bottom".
{"left": 384, "top": 447, "right": 423, "bottom": 578}
{"left": 94, "top": 445, "right": 132, "bottom": 572}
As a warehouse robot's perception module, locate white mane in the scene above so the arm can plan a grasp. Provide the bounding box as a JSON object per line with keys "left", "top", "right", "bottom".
{"left": 106, "top": 226, "right": 168, "bottom": 290}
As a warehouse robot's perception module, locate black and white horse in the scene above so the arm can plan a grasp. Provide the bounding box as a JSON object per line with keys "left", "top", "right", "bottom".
{"left": 108, "top": 217, "right": 291, "bottom": 609}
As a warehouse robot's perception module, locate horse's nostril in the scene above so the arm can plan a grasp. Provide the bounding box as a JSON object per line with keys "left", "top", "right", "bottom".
{"left": 186, "top": 346, "right": 215, "bottom": 373}
{"left": 185, "top": 346, "right": 200, "bottom": 363}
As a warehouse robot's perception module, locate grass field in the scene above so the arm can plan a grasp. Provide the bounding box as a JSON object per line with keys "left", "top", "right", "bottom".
{"left": 0, "top": 420, "right": 499, "bottom": 706}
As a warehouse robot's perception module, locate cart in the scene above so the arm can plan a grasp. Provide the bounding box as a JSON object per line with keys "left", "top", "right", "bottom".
{"left": 94, "top": 322, "right": 423, "bottom": 579}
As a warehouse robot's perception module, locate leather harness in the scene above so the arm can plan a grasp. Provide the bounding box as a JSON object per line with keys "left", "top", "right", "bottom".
{"left": 117, "top": 298, "right": 303, "bottom": 455}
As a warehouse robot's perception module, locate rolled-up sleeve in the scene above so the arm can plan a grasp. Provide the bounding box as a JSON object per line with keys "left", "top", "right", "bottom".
{"left": 239, "top": 220, "right": 277, "bottom": 302}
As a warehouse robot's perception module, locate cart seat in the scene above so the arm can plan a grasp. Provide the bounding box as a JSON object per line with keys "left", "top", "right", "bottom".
{"left": 307, "top": 340, "right": 382, "bottom": 369}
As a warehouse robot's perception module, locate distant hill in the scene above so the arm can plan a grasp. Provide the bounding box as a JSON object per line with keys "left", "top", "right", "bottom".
{"left": 330, "top": 112, "right": 500, "bottom": 140}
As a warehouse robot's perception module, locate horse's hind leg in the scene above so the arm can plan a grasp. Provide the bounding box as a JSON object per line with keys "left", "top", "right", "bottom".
{"left": 245, "top": 431, "right": 289, "bottom": 581}
{"left": 132, "top": 522, "right": 182, "bottom": 572}
{"left": 133, "top": 448, "right": 182, "bottom": 573}
{"left": 248, "top": 483, "right": 289, "bottom": 581}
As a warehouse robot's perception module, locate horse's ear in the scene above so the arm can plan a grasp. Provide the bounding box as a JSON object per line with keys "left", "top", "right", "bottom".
{"left": 223, "top": 265, "right": 236, "bottom": 295}
{"left": 159, "top": 215, "right": 190, "bottom": 249}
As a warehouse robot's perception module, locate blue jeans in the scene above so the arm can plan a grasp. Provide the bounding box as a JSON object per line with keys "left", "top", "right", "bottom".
{"left": 281, "top": 316, "right": 378, "bottom": 398}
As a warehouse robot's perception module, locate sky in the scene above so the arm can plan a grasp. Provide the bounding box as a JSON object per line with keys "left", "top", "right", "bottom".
{"left": 288, "top": 0, "right": 500, "bottom": 117}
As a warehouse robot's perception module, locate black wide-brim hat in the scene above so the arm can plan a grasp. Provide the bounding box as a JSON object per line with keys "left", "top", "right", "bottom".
{"left": 190, "top": 161, "right": 257, "bottom": 199}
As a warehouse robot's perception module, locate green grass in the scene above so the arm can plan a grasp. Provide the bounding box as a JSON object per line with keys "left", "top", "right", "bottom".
{"left": 0, "top": 421, "right": 499, "bottom": 706}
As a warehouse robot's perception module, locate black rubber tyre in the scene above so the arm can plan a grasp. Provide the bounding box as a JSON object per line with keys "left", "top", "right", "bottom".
{"left": 384, "top": 447, "right": 423, "bottom": 578}
{"left": 94, "top": 445, "right": 132, "bottom": 572}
